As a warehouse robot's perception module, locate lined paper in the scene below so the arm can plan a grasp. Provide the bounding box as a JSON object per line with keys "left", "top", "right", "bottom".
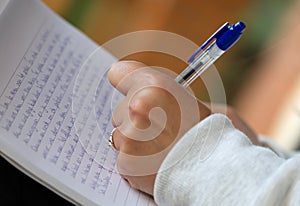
{"left": 0, "top": 0, "right": 156, "bottom": 205}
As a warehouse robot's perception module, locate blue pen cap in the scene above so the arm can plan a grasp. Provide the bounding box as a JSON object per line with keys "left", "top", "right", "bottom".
{"left": 216, "top": 22, "right": 246, "bottom": 51}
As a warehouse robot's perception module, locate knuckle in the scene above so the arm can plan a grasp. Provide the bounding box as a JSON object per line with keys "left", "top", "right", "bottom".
{"left": 128, "top": 97, "right": 152, "bottom": 128}
{"left": 129, "top": 97, "right": 149, "bottom": 116}
{"left": 121, "top": 138, "right": 138, "bottom": 153}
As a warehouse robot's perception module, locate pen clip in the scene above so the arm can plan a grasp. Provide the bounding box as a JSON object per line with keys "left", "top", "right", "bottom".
{"left": 188, "top": 22, "right": 229, "bottom": 63}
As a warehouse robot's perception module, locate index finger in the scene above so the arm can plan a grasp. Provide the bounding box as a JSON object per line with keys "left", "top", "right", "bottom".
{"left": 108, "top": 60, "right": 147, "bottom": 95}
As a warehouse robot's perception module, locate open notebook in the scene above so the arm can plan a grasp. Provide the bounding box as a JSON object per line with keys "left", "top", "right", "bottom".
{"left": 0, "top": 0, "right": 156, "bottom": 205}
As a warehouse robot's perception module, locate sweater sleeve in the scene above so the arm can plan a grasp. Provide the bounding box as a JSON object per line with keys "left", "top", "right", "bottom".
{"left": 154, "top": 113, "right": 300, "bottom": 206}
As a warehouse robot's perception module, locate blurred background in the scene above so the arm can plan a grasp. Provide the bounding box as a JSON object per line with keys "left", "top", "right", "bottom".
{"left": 42, "top": 0, "right": 300, "bottom": 151}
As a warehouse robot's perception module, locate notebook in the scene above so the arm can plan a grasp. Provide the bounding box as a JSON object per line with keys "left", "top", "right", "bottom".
{"left": 0, "top": 0, "right": 156, "bottom": 205}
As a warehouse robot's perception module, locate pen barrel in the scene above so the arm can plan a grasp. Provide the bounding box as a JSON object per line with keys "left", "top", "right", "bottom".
{"left": 176, "top": 43, "right": 224, "bottom": 88}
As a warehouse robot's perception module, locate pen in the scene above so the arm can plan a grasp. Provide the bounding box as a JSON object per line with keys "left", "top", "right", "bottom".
{"left": 175, "top": 22, "right": 246, "bottom": 88}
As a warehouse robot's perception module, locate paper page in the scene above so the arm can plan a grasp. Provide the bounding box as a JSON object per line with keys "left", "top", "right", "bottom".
{"left": 0, "top": 0, "right": 156, "bottom": 205}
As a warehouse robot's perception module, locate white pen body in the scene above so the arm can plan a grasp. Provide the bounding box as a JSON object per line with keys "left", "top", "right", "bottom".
{"left": 176, "top": 42, "right": 225, "bottom": 88}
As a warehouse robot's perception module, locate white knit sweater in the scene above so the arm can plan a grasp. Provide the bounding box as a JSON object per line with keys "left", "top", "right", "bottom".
{"left": 154, "top": 114, "right": 300, "bottom": 206}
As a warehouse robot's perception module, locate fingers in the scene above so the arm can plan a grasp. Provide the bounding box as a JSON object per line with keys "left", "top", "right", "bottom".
{"left": 108, "top": 61, "right": 208, "bottom": 195}
{"left": 111, "top": 126, "right": 166, "bottom": 155}
{"left": 108, "top": 60, "right": 147, "bottom": 95}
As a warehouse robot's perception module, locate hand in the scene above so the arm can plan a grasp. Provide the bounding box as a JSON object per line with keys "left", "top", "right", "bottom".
{"left": 108, "top": 60, "right": 211, "bottom": 195}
